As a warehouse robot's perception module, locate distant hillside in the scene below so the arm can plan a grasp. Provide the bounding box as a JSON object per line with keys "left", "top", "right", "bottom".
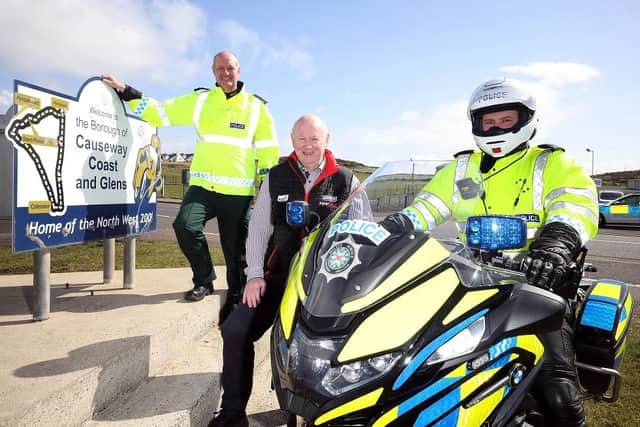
{"left": 594, "top": 170, "right": 640, "bottom": 188}
{"left": 162, "top": 155, "right": 639, "bottom": 189}
{"left": 335, "top": 158, "right": 376, "bottom": 170}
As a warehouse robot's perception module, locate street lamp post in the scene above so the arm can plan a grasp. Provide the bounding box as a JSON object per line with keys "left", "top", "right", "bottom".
{"left": 585, "top": 148, "right": 594, "bottom": 176}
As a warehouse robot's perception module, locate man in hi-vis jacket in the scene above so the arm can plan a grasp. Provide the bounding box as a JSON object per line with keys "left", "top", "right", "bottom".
{"left": 103, "top": 51, "right": 280, "bottom": 323}
{"left": 382, "top": 79, "right": 597, "bottom": 426}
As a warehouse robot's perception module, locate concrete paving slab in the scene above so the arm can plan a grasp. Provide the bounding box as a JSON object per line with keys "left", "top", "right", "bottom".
{"left": 0, "top": 268, "right": 222, "bottom": 426}
{"left": 84, "top": 329, "right": 222, "bottom": 427}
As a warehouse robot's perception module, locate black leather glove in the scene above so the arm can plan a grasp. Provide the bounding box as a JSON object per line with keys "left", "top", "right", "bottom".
{"left": 378, "top": 212, "right": 415, "bottom": 234}
{"left": 522, "top": 222, "right": 581, "bottom": 297}
{"left": 118, "top": 85, "right": 143, "bottom": 101}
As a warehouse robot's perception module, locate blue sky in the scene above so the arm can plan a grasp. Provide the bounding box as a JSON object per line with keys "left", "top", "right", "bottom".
{"left": 1, "top": 0, "right": 638, "bottom": 174}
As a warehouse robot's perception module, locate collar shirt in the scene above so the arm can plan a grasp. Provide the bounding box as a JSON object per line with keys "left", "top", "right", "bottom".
{"left": 298, "top": 155, "right": 326, "bottom": 192}
{"left": 245, "top": 153, "right": 358, "bottom": 281}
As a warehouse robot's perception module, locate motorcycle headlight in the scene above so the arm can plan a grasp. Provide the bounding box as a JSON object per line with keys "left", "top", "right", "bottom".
{"left": 322, "top": 352, "right": 402, "bottom": 396}
{"left": 425, "top": 316, "right": 485, "bottom": 364}
{"left": 276, "top": 324, "right": 401, "bottom": 397}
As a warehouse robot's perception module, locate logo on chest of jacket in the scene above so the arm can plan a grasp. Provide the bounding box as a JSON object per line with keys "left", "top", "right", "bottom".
{"left": 277, "top": 194, "right": 289, "bottom": 202}
{"left": 319, "top": 194, "right": 338, "bottom": 207}
{"left": 229, "top": 122, "right": 246, "bottom": 130}
{"left": 515, "top": 213, "right": 540, "bottom": 223}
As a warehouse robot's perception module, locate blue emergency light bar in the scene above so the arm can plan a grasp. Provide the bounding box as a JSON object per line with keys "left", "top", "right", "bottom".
{"left": 466, "top": 215, "right": 527, "bottom": 250}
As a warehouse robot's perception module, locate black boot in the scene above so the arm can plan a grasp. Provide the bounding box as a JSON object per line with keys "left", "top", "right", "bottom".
{"left": 208, "top": 409, "right": 248, "bottom": 427}
{"left": 185, "top": 282, "right": 213, "bottom": 302}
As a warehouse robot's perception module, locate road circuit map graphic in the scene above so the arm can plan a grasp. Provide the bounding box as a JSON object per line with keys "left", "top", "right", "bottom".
{"left": 6, "top": 106, "right": 66, "bottom": 213}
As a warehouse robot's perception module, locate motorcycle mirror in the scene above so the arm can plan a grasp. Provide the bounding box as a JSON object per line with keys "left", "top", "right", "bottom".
{"left": 466, "top": 215, "right": 527, "bottom": 250}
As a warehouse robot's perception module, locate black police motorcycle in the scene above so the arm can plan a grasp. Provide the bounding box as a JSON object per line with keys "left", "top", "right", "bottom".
{"left": 271, "top": 161, "right": 632, "bottom": 426}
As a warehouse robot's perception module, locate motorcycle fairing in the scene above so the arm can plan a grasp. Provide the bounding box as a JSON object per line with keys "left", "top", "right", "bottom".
{"left": 338, "top": 267, "right": 459, "bottom": 362}
{"left": 339, "top": 238, "right": 451, "bottom": 314}
{"left": 363, "top": 334, "right": 544, "bottom": 426}
{"left": 280, "top": 227, "right": 322, "bottom": 340}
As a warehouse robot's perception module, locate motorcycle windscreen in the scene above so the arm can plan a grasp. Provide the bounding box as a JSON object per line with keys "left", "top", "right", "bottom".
{"left": 297, "top": 177, "right": 512, "bottom": 321}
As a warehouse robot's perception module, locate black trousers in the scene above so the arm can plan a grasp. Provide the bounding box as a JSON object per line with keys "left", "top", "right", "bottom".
{"left": 172, "top": 186, "right": 252, "bottom": 297}
{"left": 532, "top": 302, "right": 586, "bottom": 426}
{"left": 220, "top": 275, "right": 286, "bottom": 412}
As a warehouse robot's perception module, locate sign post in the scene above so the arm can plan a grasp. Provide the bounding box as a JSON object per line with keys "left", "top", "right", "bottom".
{"left": 4, "top": 77, "right": 160, "bottom": 319}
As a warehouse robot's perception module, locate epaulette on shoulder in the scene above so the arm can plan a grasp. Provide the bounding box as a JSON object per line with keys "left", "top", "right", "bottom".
{"left": 253, "top": 94, "right": 268, "bottom": 104}
{"left": 454, "top": 149, "right": 474, "bottom": 158}
{"left": 193, "top": 87, "right": 209, "bottom": 93}
{"left": 537, "top": 144, "right": 565, "bottom": 152}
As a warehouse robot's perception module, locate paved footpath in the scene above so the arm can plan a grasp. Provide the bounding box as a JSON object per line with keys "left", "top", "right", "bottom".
{"left": 0, "top": 267, "right": 287, "bottom": 426}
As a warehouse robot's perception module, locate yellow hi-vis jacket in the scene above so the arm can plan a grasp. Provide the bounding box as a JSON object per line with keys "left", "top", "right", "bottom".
{"left": 401, "top": 146, "right": 599, "bottom": 250}
{"left": 127, "top": 85, "right": 280, "bottom": 196}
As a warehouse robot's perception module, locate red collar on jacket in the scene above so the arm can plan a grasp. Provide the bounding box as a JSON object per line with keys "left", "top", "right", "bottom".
{"left": 288, "top": 149, "right": 340, "bottom": 184}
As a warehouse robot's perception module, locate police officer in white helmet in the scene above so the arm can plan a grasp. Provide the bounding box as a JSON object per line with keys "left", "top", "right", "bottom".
{"left": 382, "top": 78, "right": 597, "bottom": 426}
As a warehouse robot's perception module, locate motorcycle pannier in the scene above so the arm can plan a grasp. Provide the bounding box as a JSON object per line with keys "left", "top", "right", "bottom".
{"left": 574, "top": 280, "right": 632, "bottom": 399}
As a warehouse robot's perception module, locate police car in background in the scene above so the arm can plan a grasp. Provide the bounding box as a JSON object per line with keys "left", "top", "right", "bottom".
{"left": 599, "top": 193, "right": 640, "bottom": 227}
{"left": 598, "top": 189, "right": 625, "bottom": 205}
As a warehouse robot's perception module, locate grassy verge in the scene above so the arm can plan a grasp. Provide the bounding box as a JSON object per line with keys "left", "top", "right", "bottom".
{"left": 0, "top": 241, "right": 637, "bottom": 424}
{"left": 584, "top": 311, "right": 640, "bottom": 426}
{"left": 0, "top": 241, "right": 225, "bottom": 275}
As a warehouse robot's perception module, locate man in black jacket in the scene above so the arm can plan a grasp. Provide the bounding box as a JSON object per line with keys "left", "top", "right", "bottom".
{"left": 209, "top": 114, "right": 358, "bottom": 427}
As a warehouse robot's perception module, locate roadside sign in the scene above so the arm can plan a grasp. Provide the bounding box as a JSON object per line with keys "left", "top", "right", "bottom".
{"left": 4, "top": 77, "right": 161, "bottom": 253}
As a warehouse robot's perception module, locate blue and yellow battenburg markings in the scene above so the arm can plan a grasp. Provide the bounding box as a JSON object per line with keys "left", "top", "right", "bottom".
{"left": 616, "top": 291, "right": 632, "bottom": 341}
{"left": 614, "top": 293, "right": 633, "bottom": 369}
{"left": 580, "top": 280, "right": 624, "bottom": 332}
{"left": 376, "top": 332, "right": 544, "bottom": 427}
{"left": 393, "top": 309, "right": 489, "bottom": 390}
{"left": 374, "top": 354, "right": 512, "bottom": 427}
{"left": 414, "top": 354, "right": 512, "bottom": 427}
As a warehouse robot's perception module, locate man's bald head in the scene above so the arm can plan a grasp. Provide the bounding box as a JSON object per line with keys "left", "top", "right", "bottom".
{"left": 212, "top": 51, "right": 240, "bottom": 93}
{"left": 213, "top": 51, "right": 239, "bottom": 67}
{"left": 291, "top": 114, "right": 328, "bottom": 135}
{"left": 291, "top": 114, "right": 330, "bottom": 170}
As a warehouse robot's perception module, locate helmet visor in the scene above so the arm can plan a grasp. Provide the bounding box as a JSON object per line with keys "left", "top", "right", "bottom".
{"left": 471, "top": 103, "right": 533, "bottom": 137}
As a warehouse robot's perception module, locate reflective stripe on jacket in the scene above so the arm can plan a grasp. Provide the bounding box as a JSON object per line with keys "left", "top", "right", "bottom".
{"left": 401, "top": 146, "right": 598, "bottom": 249}
{"left": 128, "top": 86, "right": 279, "bottom": 196}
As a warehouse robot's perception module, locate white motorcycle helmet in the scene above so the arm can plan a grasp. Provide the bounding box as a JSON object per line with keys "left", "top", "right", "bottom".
{"left": 467, "top": 78, "right": 537, "bottom": 158}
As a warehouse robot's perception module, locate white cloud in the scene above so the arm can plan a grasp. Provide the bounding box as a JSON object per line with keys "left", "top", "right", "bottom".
{"left": 215, "top": 19, "right": 315, "bottom": 79}
{"left": 499, "top": 62, "right": 600, "bottom": 85}
{"left": 497, "top": 63, "right": 601, "bottom": 142}
{"left": 0, "top": 89, "right": 12, "bottom": 113}
{"left": 399, "top": 111, "right": 421, "bottom": 122}
{"left": 340, "top": 61, "right": 603, "bottom": 167}
{"left": 216, "top": 19, "right": 261, "bottom": 46}
{"left": 340, "top": 100, "right": 471, "bottom": 165}
{"left": 0, "top": 0, "right": 207, "bottom": 83}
